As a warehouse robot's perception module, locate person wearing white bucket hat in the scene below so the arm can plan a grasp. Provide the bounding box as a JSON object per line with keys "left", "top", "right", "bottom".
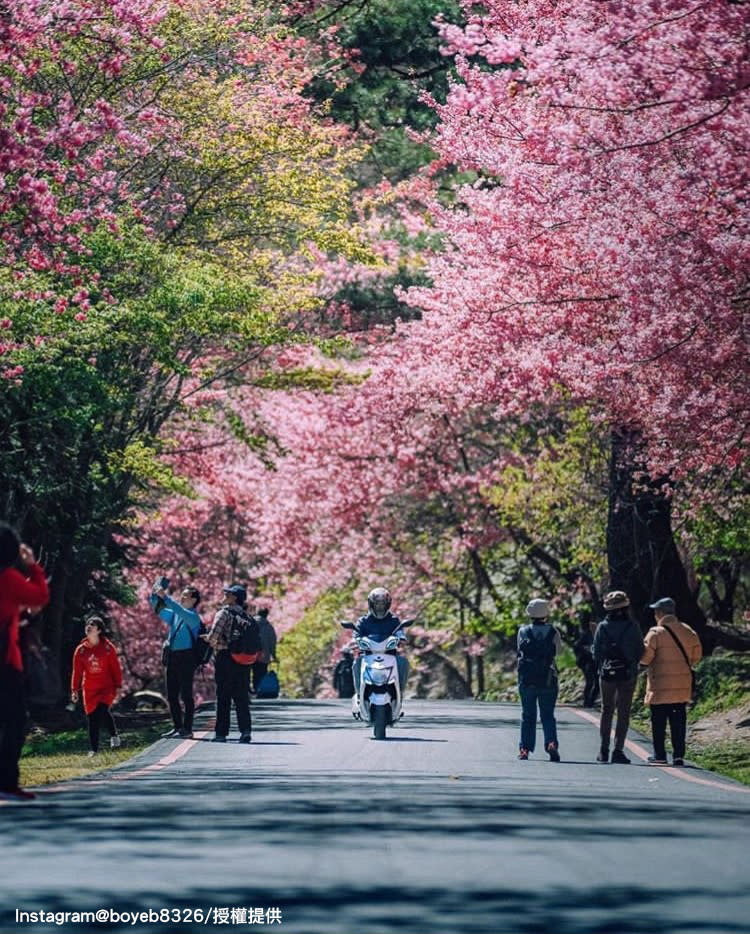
{"left": 516, "top": 597, "right": 562, "bottom": 761}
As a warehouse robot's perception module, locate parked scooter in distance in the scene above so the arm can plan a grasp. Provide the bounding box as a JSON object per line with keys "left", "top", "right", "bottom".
{"left": 339, "top": 618, "right": 414, "bottom": 740}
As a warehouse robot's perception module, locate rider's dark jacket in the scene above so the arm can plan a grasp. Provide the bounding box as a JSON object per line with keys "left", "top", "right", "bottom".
{"left": 355, "top": 612, "right": 403, "bottom": 642}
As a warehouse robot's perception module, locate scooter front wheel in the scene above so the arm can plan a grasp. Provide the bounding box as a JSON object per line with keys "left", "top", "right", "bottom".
{"left": 373, "top": 704, "right": 388, "bottom": 740}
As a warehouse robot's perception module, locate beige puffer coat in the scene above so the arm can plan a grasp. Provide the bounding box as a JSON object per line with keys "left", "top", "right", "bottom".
{"left": 640, "top": 616, "right": 702, "bottom": 705}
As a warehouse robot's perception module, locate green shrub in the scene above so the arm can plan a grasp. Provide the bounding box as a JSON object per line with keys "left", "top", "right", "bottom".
{"left": 276, "top": 589, "right": 354, "bottom": 698}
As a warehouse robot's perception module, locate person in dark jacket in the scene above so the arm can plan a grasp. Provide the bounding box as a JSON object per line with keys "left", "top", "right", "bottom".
{"left": 0, "top": 523, "right": 49, "bottom": 801}
{"left": 352, "top": 588, "right": 409, "bottom": 694}
{"left": 251, "top": 607, "right": 277, "bottom": 695}
{"left": 592, "top": 590, "right": 644, "bottom": 764}
{"left": 573, "top": 618, "right": 599, "bottom": 707}
{"left": 333, "top": 649, "right": 355, "bottom": 698}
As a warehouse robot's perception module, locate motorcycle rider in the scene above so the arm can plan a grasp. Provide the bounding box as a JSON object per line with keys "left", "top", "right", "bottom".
{"left": 352, "top": 587, "right": 410, "bottom": 695}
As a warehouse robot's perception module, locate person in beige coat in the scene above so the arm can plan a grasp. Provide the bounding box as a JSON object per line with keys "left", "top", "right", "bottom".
{"left": 640, "top": 597, "right": 702, "bottom": 766}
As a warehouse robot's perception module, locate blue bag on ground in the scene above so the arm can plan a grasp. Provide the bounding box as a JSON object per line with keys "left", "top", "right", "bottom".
{"left": 256, "top": 670, "right": 280, "bottom": 699}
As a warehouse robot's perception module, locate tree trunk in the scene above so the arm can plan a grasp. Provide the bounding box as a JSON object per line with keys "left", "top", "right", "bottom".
{"left": 607, "top": 430, "right": 717, "bottom": 651}
{"left": 476, "top": 654, "right": 485, "bottom": 695}
{"left": 464, "top": 651, "right": 473, "bottom": 697}
{"left": 44, "top": 541, "right": 74, "bottom": 702}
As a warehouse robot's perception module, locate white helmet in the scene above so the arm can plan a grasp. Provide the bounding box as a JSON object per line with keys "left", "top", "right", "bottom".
{"left": 367, "top": 587, "right": 392, "bottom": 619}
{"left": 526, "top": 598, "right": 549, "bottom": 619}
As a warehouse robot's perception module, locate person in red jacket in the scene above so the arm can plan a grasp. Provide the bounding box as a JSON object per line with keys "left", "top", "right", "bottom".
{"left": 0, "top": 522, "right": 50, "bottom": 801}
{"left": 71, "top": 618, "right": 123, "bottom": 756}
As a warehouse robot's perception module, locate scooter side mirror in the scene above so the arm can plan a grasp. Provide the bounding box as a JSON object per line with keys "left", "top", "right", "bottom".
{"left": 400, "top": 618, "right": 416, "bottom": 627}
{"left": 339, "top": 620, "right": 355, "bottom": 630}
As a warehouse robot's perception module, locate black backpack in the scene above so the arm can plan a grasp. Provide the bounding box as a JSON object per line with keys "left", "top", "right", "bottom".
{"left": 517, "top": 625, "right": 557, "bottom": 688}
{"left": 227, "top": 608, "right": 262, "bottom": 664}
{"left": 599, "top": 626, "right": 629, "bottom": 682}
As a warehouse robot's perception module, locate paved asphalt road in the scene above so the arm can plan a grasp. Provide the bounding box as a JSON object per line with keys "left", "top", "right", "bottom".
{"left": 2, "top": 700, "right": 749, "bottom": 934}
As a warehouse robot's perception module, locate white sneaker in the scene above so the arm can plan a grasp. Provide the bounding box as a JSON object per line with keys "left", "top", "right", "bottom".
{"left": 86, "top": 750, "right": 96, "bottom": 758}
{"left": 110, "top": 735, "right": 121, "bottom": 749}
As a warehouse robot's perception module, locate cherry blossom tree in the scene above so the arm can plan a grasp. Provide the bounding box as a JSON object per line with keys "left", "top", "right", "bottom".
{"left": 103, "top": 1, "right": 750, "bottom": 688}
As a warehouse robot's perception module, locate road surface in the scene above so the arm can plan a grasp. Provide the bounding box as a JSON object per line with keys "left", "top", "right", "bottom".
{"left": 2, "top": 700, "right": 749, "bottom": 934}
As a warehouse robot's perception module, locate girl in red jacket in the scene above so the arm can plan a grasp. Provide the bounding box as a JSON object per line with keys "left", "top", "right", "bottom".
{"left": 71, "top": 618, "right": 123, "bottom": 756}
{"left": 0, "top": 523, "right": 50, "bottom": 801}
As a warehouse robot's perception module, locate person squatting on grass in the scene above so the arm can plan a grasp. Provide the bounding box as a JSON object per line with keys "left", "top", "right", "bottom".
{"left": 71, "top": 618, "right": 123, "bottom": 756}
{"left": 0, "top": 522, "right": 49, "bottom": 801}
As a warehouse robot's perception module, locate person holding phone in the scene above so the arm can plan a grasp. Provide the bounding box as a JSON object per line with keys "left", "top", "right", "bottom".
{"left": 150, "top": 578, "right": 203, "bottom": 739}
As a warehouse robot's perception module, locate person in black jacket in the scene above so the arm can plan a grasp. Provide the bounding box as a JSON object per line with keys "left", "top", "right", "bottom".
{"left": 333, "top": 649, "right": 355, "bottom": 698}
{"left": 592, "top": 591, "right": 644, "bottom": 764}
{"left": 352, "top": 588, "right": 409, "bottom": 694}
{"left": 573, "top": 617, "right": 599, "bottom": 708}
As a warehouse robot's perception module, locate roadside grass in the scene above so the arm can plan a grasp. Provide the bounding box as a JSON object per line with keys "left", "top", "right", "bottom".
{"left": 686, "top": 741, "right": 750, "bottom": 786}
{"left": 688, "top": 653, "right": 750, "bottom": 722}
{"left": 20, "top": 723, "right": 165, "bottom": 787}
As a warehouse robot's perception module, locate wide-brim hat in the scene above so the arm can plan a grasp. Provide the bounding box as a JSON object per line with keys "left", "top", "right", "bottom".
{"left": 603, "top": 590, "right": 630, "bottom": 610}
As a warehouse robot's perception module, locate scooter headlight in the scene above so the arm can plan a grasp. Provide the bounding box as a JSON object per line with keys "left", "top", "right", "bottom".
{"left": 365, "top": 667, "right": 391, "bottom": 685}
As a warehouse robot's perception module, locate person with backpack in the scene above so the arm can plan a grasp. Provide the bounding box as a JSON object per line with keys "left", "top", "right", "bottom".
{"left": 641, "top": 597, "right": 702, "bottom": 766}
{"left": 251, "top": 607, "right": 277, "bottom": 695}
{"left": 70, "top": 617, "right": 123, "bottom": 757}
{"left": 0, "top": 523, "right": 49, "bottom": 801}
{"left": 592, "top": 591, "right": 644, "bottom": 764}
{"left": 204, "top": 584, "right": 261, "bottom": 744}
{"left": 517, "top": 598, "right": 562, "bottom": 761}
{"left": 150, "top": 581, "right": 205, "bottom": 739}
{"left": 333, "top": 648, "right": 355, "bottom": 699}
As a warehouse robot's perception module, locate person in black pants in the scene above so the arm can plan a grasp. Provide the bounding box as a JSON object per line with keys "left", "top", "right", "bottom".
{"left": 87, "top": 703, "right": 118, "bottom": 754}
{"left": 204, "top": 585, "right": 253, "bottom": 743}
{"left": 213, "top": 651, "right": 252, "bottom": 741}
{"left": 573, "top": 620, "right": 599, "bottom": 708}
{"left": 150, "top": 584, "right": 203, "bottom": 739}
{"left": 641, "top": 597, "right": 702, "bottom": 766}
{"left": 0, "top": 525, "right": 49, "bottom": 801}
{"left": 166, "top": 649, "right": 197, "bottom": 736}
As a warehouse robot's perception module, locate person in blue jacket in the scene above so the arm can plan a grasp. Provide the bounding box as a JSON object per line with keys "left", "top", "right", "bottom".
{"left": 151, "top": 582, "right": 202, "bottom": 738}
{"left": 353, "top": 588, "right": 410, "bottom": 695}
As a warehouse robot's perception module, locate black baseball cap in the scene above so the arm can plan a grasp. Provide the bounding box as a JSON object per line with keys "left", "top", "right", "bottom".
{"left": 223, "top": 584, "right": 247, "bottom": 603}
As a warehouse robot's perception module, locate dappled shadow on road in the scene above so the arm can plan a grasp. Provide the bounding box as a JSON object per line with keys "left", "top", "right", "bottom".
{"left": 3, "top": 773, "right": 747, "bottom": 850}
{"left": 5, "top": 883, "right": 748, "bottom": 933}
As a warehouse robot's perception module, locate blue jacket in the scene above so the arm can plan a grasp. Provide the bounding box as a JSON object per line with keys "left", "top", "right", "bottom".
{"left": 150, "top": 594, "right": 202, "bottom": 651}
{"left": 355, "top": 612, "right": 403, "bottom": 642}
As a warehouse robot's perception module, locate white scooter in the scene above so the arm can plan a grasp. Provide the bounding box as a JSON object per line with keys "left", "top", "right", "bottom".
{"left": 340, "top": 618, "right": 413, "bottom": 740}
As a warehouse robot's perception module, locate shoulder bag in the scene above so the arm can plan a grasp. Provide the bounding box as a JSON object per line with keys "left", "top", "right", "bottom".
{"left": 663, "top": 625, "right": 697, "bottom": 700}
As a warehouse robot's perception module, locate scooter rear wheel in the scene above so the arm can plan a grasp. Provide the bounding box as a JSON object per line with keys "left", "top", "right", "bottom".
{"left": 373, "top": 705, "right": 388, "bottom": 740}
